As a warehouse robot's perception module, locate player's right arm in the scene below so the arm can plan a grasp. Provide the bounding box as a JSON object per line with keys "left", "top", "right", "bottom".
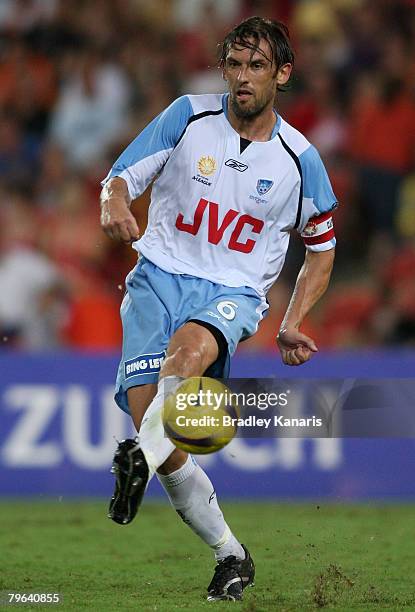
{"left": 100, "top": 176, "right": 138, "bottom": 242}
{"left": 100, "top": 95, "right": 193, "bottom": 242}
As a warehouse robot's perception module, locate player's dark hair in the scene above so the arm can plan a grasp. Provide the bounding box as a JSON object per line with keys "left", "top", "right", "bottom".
{"left": 219, "top": 16, "right": 294, "bottom": 90}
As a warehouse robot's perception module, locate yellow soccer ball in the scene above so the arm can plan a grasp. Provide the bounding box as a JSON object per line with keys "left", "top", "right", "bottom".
{"left": 162, "top": 377, "right": 238, "bottom": 454}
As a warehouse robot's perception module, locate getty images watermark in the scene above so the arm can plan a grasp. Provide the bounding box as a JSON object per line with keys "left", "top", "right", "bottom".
{"left": 164, "top": 378, "right": 415, "bottom": 438}
{"left": 174, "top": 386, "right": 323, "bottom": 431}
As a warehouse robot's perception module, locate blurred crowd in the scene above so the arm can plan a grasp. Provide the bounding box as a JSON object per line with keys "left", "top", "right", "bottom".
{"left": 1, "top": 0, "right": 415, "bottom": 353}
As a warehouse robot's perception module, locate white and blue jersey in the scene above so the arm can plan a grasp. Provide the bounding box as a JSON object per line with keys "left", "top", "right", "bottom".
{"left": 103, "top": 93, "right": 337, "bottom": 298}
{"left": 103, "top": 94, "right": 338, "bottom": 409}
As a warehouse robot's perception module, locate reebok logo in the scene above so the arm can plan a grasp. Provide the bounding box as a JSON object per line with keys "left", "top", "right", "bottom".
{"left": 225, "top": 159, "right": 248, "bottom": 172}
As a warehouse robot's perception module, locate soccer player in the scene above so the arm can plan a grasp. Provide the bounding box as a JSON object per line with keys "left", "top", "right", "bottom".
{"left": 100, "top": 16, "right": 337, "bottom": 601}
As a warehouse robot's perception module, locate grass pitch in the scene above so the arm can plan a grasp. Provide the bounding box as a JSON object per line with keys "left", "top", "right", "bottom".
{"left": 1, "top": 500, "right": 414, "bottom": 611}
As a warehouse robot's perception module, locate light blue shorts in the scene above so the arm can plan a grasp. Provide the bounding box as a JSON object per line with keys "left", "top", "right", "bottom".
{"left": 115, "top": 256, "right": 267, "bottom": 413}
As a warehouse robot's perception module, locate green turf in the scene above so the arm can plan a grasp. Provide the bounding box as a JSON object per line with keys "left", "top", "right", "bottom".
{"left": 1, "top": 501, "right": 414, "bottom": 611}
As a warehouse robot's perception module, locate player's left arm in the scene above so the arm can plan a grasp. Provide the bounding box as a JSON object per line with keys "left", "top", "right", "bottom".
{"left": 277, "top": 247, "right": 334, "bottom": 365}
{"left": 277, "top": 143, "right": 338, "bottom": 366}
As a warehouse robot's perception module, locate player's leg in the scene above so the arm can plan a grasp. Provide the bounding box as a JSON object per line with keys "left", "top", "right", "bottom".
{"left": 108, "top": 256, "right": 173, "bottom": 525}
{"left": 158, "top": 453, "right": 255, "bottom": 602}
{"left": 109, "top": 381, "right": 192, "bottom": 524}
{"left": 142, "top": 322, "right": 240, "bottom": 555}
{"left": 137, "top": 322, "right": 254, "bottom": 600}
{"left": 137, "top": 321, "right": 219, "bottom": 474}
{"left": 127, "top": 383, "right": 157, "bottom": 430}
{"left": 109, "top": 320, "right": 219, "bottom": 524}
{"left": 109, "top": 263, "right": 259, "bottom": 597}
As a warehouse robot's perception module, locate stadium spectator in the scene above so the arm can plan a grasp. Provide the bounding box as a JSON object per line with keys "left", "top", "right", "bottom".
{"left": 48, "top": 47, "right": 131, "bottom": 170}
{"left": 0, "top": 187, "right": 64, "bottom": 348}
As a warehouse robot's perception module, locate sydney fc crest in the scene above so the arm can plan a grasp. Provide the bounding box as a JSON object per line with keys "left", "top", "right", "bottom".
{"left": 256, "top": 179, "right": 274, "bottom": 195}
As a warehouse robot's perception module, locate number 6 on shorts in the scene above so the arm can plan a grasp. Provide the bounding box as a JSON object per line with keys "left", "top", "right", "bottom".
{"left": 216, "top": 300, "right": 238, "bottom": 321}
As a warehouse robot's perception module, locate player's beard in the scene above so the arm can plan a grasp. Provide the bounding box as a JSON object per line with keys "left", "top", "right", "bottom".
{"left": 230, "top": 92, "right": 270, "bottom": 120}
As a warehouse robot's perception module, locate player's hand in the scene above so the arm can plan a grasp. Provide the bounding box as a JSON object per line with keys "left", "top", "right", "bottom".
{"left": 100, "top": 198, "right": 140, "bottom": 243}
{"left": 276, "top": 326, "right": 318, "bottom": 366}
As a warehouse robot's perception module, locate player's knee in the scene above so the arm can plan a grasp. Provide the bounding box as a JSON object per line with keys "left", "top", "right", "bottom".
{"left": 163, "top": 344, "right": 205, "bottom": 377}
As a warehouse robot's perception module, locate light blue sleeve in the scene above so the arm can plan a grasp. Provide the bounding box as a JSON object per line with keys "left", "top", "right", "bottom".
{"left": 299, "top": 144, "right": 338, "bottom": 214}
{"left": 102, "top": 95, "right": 193, "bottom": 198}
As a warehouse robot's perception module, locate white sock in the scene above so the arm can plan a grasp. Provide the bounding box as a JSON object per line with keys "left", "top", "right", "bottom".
{"left": 138, "top": 376, "right": 183, "bottom": 477}
{"left": 157, "top": 455, "right": 245, "bottom": 561}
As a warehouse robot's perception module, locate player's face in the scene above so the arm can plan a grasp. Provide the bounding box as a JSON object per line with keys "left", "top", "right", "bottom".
{"left": 223, "top": 38, "right": 292, "bottom": 119}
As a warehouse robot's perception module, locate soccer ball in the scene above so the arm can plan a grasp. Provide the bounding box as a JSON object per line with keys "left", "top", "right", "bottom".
{"left": 162, "top": 377, "right": 238, "bottom": 454}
